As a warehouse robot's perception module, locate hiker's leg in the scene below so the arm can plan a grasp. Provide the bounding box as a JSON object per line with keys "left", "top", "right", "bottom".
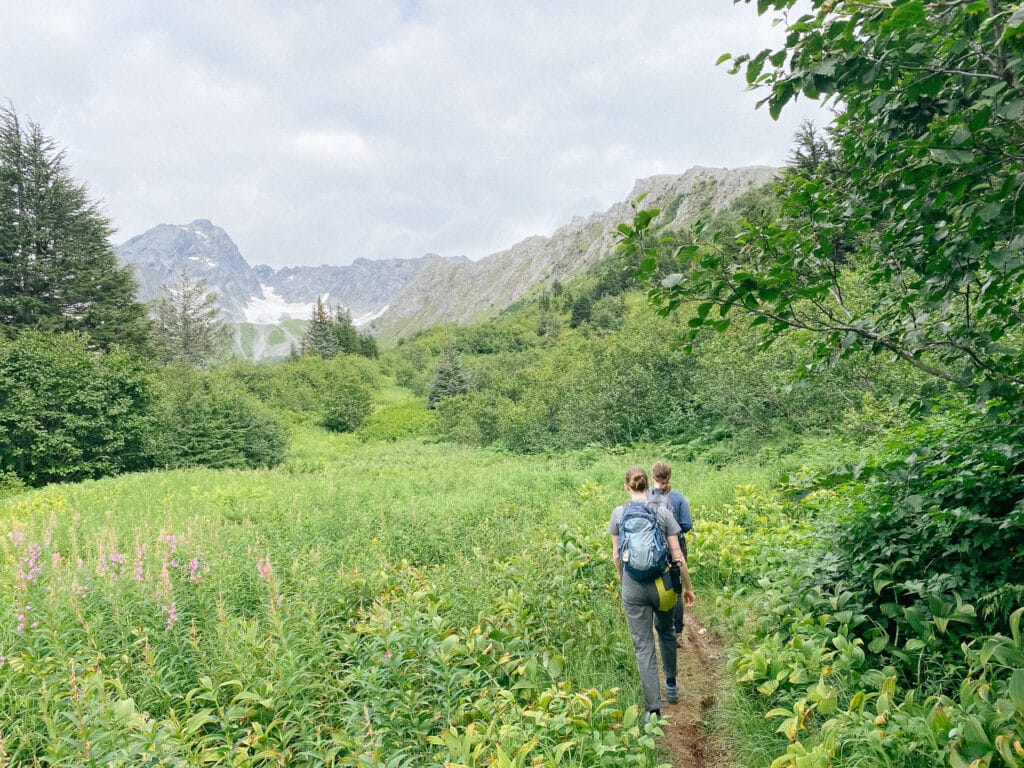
{"left": 654, "top": 606, "right": 678, "bottom": 682}
{"left": 622, "top": 579, "right": 661, "bottom": 713}
{"left": 673, "top": 592, "right": 684, "bottom": 634}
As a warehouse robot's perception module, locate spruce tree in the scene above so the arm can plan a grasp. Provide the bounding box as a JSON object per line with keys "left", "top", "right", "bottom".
{"left": 151, "top": 265, "right": 231, "bottom": 366}
{"left": 331, "top": 305, "right": 360, "bottom": 354}
{"left": 426, "top": 344, "right": 470, "bottom": 409}
{"left": 299, "top": 299, "right": 378, "bottom": 359}
{"left": 569, "top": 293, "right": 593, "bottom": 328}
{"left": 300, "top": 296, "right": 337, "bottom": 358}
{"left": 0, "top": 105, "right": 150, "bottom": 351}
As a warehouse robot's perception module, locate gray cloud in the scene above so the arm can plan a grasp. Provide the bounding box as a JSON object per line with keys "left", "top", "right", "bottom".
{"left": 1, "top": 0, "right": 827, "bottom": 267}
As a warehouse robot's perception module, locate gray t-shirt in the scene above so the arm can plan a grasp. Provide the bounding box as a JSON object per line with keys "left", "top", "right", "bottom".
{"left": 609, "top": 500, "right": 681, "bottom": 539}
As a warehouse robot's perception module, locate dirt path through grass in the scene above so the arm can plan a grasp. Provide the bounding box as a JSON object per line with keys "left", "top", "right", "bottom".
{"left": 659, "top": 615, "right": 733, "bottom": 767}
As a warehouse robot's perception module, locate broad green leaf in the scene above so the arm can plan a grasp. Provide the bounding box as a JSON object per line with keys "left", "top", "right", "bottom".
{"left": 661, "top": 273, "right": 683, "bottom": 288}
{"left": 1008, "top": 668, "right": 1024, "bottom": 708}
{"left": 930, "top": 148, "right": 975, "bottom": 165}
{"left": 1006, "top": 6, "right": 1024, "bottom": 32}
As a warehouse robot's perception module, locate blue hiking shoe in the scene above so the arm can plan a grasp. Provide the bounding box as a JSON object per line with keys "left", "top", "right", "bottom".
{"left": 665, "top": 681, "right": 679, "bottom": 705}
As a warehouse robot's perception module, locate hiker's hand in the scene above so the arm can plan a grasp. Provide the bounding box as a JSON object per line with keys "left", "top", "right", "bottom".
{"left": 683, "top": 588, "right": 696, "bottom": 608}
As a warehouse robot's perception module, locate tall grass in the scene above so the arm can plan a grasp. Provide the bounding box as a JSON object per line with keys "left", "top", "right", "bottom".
{"left": 0, "top": 424, "right": 778, "bottom": 766}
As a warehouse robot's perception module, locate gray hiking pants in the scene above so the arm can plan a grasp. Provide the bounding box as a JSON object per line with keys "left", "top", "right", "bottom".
{"left": 621, "top": 574, "right": 678, "bottom": 713}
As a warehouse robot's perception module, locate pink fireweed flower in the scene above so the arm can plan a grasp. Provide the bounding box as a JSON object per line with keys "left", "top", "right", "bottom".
{"left": 385, "top": 651, "right": 392, "bottom": 660}
{"left": 133, "top": 545, "right": 146, "bottom": 582}
{"left": 163, "top": 601, "right": 178, "bottom": 630}
{"left": 18, "top": 543, "right": 43, "bottom": 584}
{"left": 256, "top": 556, "right": 282, "bottom": 611}
{"left": 188, "top": 558, "right": 202, "bottom": 583}
{"left": 16, "top": 604, "right": 31, "bottom": 632}
{"left": 8, "top": 529, "right": 24, "bottom": 547}
{"left": 97, "top": 554, "right": 110, "bottom": 576}
{"left": 109, "top": 549, "right": 126, "bottom": 576}
{"left": 257, "top": 556, "right": 273, "bottom": 580}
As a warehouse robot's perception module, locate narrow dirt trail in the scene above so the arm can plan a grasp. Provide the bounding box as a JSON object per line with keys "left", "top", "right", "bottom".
{"left": 659, "top": 615, "right": 733, "bottom": 767}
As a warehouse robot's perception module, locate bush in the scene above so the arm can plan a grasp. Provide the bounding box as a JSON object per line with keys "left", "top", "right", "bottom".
{"left": 0, "top": 470, "right": 25, "bottom": 498}
{"left": 357, "top": 399, "right": 437, "bottom": 442}
{"left": 320, "top": 374, "right": 373, "bottom": 433}
{"left": 434, "top": 391, "right": 513, "bottom": 446}
{"left": 151, "top": 366, "right": 286, "bottom": 469}
{"left": 217, "top": 354, "right": 380, "bottom": 426}
{"left": 822, "top": 405, "right": 1024, "bottom": 625}
{"left": 0, "top": 331, "right": 156, "bottom": 486}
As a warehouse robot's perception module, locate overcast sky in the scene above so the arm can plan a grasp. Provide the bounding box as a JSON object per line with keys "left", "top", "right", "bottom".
{"left": 2, "top": 1, "right": 827, "bottom": 268}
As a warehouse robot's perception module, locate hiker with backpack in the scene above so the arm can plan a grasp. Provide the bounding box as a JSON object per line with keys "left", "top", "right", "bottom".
{"left": 649, "top": 460, "right": 692, "bottom": 639}
{"left": 609, "top": 466, "right": 696, "bottom": 721}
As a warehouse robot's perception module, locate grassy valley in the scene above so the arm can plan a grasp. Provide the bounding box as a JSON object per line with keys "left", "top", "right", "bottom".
{"left": 1, "top": 411, "right": 789, "bottom": 766}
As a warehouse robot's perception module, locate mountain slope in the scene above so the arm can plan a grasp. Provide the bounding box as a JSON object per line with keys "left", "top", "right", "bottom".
{"left": 116, "top": 223, "right": 448, "bottom": 325}
{"left": 115, "top": 165, "right": 776, "bottom": 355}
{"left": 117, "top": 220, "right": 262, "bottom": 322}
{"left": 368, "top": 166, "right": 777, "bottom": 341}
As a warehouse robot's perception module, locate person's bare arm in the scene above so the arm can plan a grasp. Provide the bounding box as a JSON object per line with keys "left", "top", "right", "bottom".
{"left": 611, "top": 534, "right": 622, "bottom": 580}
{"left": 676, "top": 555, "right": 696, "bottom": 608}
{"left": 668, "top": 536, "right": 684, "bottom": 563}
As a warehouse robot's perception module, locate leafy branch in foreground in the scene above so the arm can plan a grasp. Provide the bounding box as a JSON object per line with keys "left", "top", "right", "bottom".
{"left": 622, "top": 0, "right": 1024, "bottom": 412}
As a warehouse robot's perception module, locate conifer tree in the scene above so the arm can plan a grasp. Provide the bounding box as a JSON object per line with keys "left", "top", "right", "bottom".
{"left": 299, "top": 298, "right": 378, "bottom": 359}
{"left": 300, "top": 296, "right": 337, "bottom": 358}
{"left": 331, "top": 305, "right": 360, "bottom": 354}
{"left": 0, "top": 105, "right": 150, "bottom": 351}
{"left": 151, "top": 265, "right": 231, "bottom": 366}
{"left": 569, "top": 293, "right": 593, "bottom": 328}
{"left": 426, "top": 344, "right": 471, "bottom": 409}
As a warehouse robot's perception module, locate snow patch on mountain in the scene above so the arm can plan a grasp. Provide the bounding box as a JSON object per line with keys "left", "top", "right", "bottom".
{"left": 243, "top": 286, "right": 315, "bottom": 324}
{"left": 353, "top": 304, "right": 389, "bottom": 327}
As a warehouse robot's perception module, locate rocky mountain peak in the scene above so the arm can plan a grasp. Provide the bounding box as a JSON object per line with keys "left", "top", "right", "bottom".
{"left": 367, "top": 165, "right": 778, "bottom": 341}
{"left": 116, "top": 165, "right": 777, "bottom": 355}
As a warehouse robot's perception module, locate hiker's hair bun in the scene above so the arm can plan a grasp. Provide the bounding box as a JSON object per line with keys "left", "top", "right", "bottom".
{"left": 625, "top": 466, "right": 649, "bottom": 493}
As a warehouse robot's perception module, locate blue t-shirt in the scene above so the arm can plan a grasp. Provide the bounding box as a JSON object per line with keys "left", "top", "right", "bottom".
{"left": 648, "top": 487, "right": 692, "bottom": 534}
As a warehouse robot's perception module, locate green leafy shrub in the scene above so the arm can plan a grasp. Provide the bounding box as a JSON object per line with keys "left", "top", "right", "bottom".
{"left": 358, "top": 398, "right": 437, "bottom": 442}
{"left": 434, "top": 390, "right": 513, "bottom": 446}
{"left": 320, "top": 376, "right": 373, "bottom": 433}
{"left": 151, "top": 365, "right": 286, "bottom": 469}
{"left": 819, "top": 406, "right": 1024, "bottom": 645}
{"left": 0, "top": 331, "right": 155, "bottom": 486}
{"left": 218, "top": 354, "right": 380, "bottom": 428}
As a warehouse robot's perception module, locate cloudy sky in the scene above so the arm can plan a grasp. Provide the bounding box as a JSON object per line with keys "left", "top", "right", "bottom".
{"left": 2, "top": 1, "right": 827, "bottom": 268}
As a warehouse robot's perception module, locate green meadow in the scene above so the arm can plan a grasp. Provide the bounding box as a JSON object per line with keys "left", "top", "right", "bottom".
{"left": 0, "top": 416, "right": 780, "bottom": 766}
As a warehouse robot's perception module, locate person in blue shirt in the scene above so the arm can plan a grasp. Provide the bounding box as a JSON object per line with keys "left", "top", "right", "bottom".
{"left": 648, "top": 460, "right": 692, "bottom": 637}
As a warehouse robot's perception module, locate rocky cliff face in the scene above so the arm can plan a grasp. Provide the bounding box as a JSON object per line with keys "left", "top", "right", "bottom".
{"left": 116, "top": 165, "right": 776, "bottom": 356}
{"left": 116, "top": 223, "right": 447, "bottom": 325}
{"left": 117, "top": 219, "right": 263, "bottom": 322}
{"left": 262, "top": 255, "right": 459, "bottom": 325}
{"left": 368, "top": 165, "right": 777, "bottom": 340}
